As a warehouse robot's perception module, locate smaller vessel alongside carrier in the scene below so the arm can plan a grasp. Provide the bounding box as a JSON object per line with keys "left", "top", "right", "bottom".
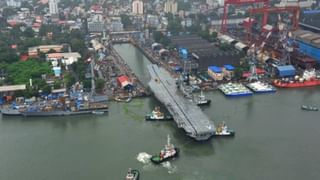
{"left": 196, "top": 91, "right": 211, "bottom": 106}
{"left": 145, "top": 107, "right": 173, "bottom": 121}
{"left": 301, "top": 105, "right": 318, "bottom": 111}
{"left": 125, "top": 168, "right": 139, "bottom": 180}
{"left": 218, "top": 83, "right": 253, "bottom": 97}
{"left": 246, "top": 81, "right": 276, "bottom": 94}
{"left": 150, "top": 135, "right": 179, "bottom": 164}
{"left": 214, "top": 122, "right": 235, "bottom": 137}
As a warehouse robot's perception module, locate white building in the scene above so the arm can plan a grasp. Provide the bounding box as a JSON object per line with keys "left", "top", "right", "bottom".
{"left": 49, "top": 0, "right": 59, "bottom": 15}
{"left": 275, "top": 0, "right": 316, "bottom": 8}
{"left": 6, "top": 0, "right": 21, "bottom": 7}
{"left": 132, "top": 0, "right": 144, "bottom": 15}
{"left": 164, "top": 0, "right": 178, "bottom": 14}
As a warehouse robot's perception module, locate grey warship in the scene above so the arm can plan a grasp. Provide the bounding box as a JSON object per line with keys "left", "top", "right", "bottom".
{"left": 147, "top": 65, "right": 215, "bottom": 141}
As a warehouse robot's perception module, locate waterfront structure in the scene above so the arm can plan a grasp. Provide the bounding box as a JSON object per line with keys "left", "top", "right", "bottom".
{"left": 6, "top": 0, "right": 21, "bottom": 7}
{"left": 164, "top": 0, "right": 178, "bottom": 14}
{"left": 49, "top": 0, "right": 59, "bottom": 15}
{"left": 148, "top": 64, "right": 215, "bottom": 141}
{"left": 132, "top": 0, "right": 144, "bottom": 15}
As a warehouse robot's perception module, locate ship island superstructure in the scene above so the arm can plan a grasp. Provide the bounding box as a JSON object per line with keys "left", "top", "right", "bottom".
{"left": 147, "top": 64, "right": 215, "bottom": 141}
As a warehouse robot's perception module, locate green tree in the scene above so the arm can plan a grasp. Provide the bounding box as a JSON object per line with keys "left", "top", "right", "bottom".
{"left": 6, "top": 58, "right": 52, "bottom": 84}
{"left": 95, "top": 78, "right": 105, "bottom": 93}
{"left": 120, "top": 14, "right": 132, "bottom": 29}
{"left": 23, "top": 27, "right": 35, "bottom": 38}
{"left": 2, "top": 8, "right": 16, "bottom": 18}
{"left": 53, "top": 79, "right": 63, "bottom": 89}
{"left": 70, "top": 38, "right": 86, "bottom": 53}
{"left": 83, "top": 79, "right": 91, "bottom": 89}
{"left": 64, "top": 72, "right": 76, "bottom": 88}
{"left": 178, "top": 1, "right": 191, "bottom": 11}
{"left": 168, "top": 19, "right": 182, "bottom": 35}
{"left": 153, "top": 31, "right": 163, "bottom": 42}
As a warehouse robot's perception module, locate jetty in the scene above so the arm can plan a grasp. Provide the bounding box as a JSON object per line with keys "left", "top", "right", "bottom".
{"left": 148, "top": 64, "right": 215, "bottom": 141}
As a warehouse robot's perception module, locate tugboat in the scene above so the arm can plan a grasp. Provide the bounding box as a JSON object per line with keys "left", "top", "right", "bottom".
{"left": 145, "top": 107, "right": 173, "bottom": 121}
{"left": 125, "top": 168, "right": 139, "bottom": 180}
{"left": 196, "top": 91, "right": 211, "bottom": 106}
{"left": 273, "top": 69, "right": 320, "bottom": 88}
{"left": 150, "top": 135, "right": 179, "bottom": 164}
{"left": 214, "top": 122, "right": 235, "bottom": 137}
{"left": 301, "top": 105, "right": 318, "bottom": 111}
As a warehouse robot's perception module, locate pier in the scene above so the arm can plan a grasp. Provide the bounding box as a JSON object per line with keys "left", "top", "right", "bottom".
{"left": 148, "top": 64, "right": 215, "bottom": 141}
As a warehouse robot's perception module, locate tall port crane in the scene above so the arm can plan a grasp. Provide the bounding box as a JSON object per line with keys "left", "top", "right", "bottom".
{"left": 248, "top": 6, "right": 300, "bottom": 30}
{"left": 221, "top": 0, "right": 269, "bottom": 33}
{"left": 246, "top": 5, "right": 300, "bottom": 43}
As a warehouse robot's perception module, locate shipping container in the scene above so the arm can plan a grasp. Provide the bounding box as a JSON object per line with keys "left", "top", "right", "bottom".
{"left": 276, "top": 65, "right": 296, "bottom": 77}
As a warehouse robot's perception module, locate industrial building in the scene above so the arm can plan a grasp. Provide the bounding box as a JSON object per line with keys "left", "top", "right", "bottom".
{"left": 171, "top": 35, "right": 244, "bottom": 71}
{"left": 292, "top": 30, "right": 320, "bottom": 63}
{"left": 299, "top": 10, "right": 320, "bottom": 33}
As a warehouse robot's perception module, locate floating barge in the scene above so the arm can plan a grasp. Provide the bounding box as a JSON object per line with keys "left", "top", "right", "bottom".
{"left": 218, "top": 83, "right": 253, "bottom": 97}
{"left": 246, "top": 81, "right": 276, "bottom": 93}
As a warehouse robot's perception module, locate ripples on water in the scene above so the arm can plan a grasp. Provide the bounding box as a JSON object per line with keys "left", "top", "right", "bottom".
{"left": 136, "top": 152, "right": 178, "bottom": 174}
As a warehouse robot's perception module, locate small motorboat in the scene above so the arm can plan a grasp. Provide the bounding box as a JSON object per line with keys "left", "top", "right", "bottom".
{"left": 214, "top": 122, "right": 235, "bottom": 137}
{"left": 150, "top": 135, "right": 179, "bottom": 164}
{"left": 145, "top": 107, "right": 173, "bottom": 121}
{"left": 125, "top": 168, "right": 139, "bottom": 180}
{"left": 301, "top": 105, "right": 318, "bottom": 111}
{"left": 92, "top": 111, "right": 104, "bottom": 115}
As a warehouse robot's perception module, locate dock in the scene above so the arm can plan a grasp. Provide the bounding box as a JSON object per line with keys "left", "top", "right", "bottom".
{"left": 148, "top": 64, "right": 215, "bottom": 141}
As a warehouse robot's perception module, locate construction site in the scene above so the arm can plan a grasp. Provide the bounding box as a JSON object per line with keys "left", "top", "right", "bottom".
{"left": 219, "top": 0, "right": 320, "bottom": 70}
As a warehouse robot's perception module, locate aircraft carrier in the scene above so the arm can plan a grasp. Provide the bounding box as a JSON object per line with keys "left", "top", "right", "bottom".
{"left": 148, "top": 64, "right": 215, "bottom": 141}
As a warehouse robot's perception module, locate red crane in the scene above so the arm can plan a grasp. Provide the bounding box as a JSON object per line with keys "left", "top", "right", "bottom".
{"left": 246, "top": 6, "right": 300, "bottom": 44}
{"left": 221, "top": 0, "right": 269, "bottom": 33}
{"left": 248, "top": 6, "right": 300, "bottom": 30}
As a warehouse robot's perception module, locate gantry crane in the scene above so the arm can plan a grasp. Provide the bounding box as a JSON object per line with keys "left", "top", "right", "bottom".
{"left": 246, "top": 5, "right": 300, "bottom": 43}
{"left": 221, "top": 0, "right": 269, "bottom": 33}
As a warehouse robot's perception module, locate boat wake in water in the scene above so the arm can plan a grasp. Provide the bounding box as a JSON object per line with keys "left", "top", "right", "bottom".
{"left": 136, "top": 152, "right": 177, "bottom": 174}
{"left": 137, "top": 152, "right": 152, "bottom": 164}
{"left": 161, "top": 161, "right": 177, "bottom": 174}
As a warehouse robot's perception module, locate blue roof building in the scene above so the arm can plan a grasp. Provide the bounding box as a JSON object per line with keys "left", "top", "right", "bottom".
{"left": 208, "top": 66, "right": 222, "bottom": 73}
{"left": 224, "top": 64, "right": 235, "bottom": 71}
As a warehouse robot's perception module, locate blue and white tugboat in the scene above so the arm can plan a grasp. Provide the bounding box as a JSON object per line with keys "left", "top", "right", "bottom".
{"left": 301, "top": 105, "right": 318, "bottom": 111}
{"left": 196, "top": 91, "right": 211, "bottom": 106}
{"left": 150, "top": 135, "right": 179, "bottom": 164}
{"left": 125, "top": 168, "right": 139, "bottom": 180}
{"left": 214, "top": 122, "right": 235, "bottom": 137}
{"left": 145, "top": 107, "right": 173, "bottom": 121}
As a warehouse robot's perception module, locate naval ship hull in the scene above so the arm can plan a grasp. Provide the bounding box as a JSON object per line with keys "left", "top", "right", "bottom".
{"left": 148, "top": 65, "right": 215, "bottom": 141}
{"left": 21, "top": 108, "right": 108, "bottom": 117}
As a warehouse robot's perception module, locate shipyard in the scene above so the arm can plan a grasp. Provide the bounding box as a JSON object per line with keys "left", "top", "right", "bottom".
{"left": 1, "top": 0, "right": 320, "bottom": 179}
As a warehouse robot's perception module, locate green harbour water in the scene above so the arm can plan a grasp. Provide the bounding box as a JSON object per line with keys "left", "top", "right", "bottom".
{"left": 0, "top": 43, "right": 320, "bottom": 180}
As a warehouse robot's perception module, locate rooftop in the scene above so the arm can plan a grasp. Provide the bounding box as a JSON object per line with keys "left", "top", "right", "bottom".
{"left": 0, "top": 85, "right": 26, "bottom": 92}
